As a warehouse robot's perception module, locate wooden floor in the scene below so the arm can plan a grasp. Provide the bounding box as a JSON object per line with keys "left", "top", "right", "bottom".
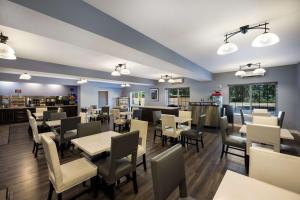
{"left": 1, "top": 121, "right": 297, "bottom": 200}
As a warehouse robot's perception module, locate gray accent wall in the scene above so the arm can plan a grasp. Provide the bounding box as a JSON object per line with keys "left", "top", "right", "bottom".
{"left": 123, "top": 64, "right": 299, "bottom": 129}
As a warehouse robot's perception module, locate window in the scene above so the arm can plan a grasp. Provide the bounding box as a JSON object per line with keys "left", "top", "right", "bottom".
{"left": 166, "top": 87, "right": 190, "bottom": 108}
{"left": 229, "top": 83, "right": 277, "bottom": 114}
{"left": 130, "top": 91, "right": 145, "bottom": 106}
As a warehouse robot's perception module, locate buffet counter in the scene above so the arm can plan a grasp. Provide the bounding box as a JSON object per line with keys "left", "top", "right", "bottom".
{"left": 0, "top": 105, "right": 78, "bottom": 124}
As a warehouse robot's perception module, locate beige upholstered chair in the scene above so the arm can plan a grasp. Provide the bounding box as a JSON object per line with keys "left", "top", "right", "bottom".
{"left": 161, "top": 114, "right": 189, "bottom": 146}
{"left": 79, "top": 112, "right": 88, "bottom": 123}
{"left": 35, "top": 107, "right": 47, "bottom": 120}
{"left": 252, "top": 116, "right": 278, "bottom": 126}
{"left": 41, "top": 135, "right": 97, "bottom": 200}
{"left": 250, "top": 147, "right": 300, "bottom": 194}
{"left": 130, "top": 119, "right": 149, "bottom": 170}
{"left": 179, "top": 110, "right": 192, "bottom": 129}
{"left": 28, "top": 116, "right": 56, "bottom": 158}
{"left": 27, "top": 109, "right": 42, "bottom": 126}
{"left": 246, "top": 124, "right": 280, "bottom": 155}
{"left": 112, "top": 109, "right": 126, "bottom": 132}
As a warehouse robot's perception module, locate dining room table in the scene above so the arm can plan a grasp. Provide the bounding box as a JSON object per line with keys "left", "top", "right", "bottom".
{"left": 213, "top": 170, "right": 300, "bottom": 200}
{"left": 45, "top": 120, "right": 61, "bottom": 128}
{"left": 32, "top": 112, "right": 43, "bottom": 120}
{"left": 239, "top": 124, "right": 294, "bottom": 140}
{"left": 71, "top": 131, "right": 121, "bottom": 157}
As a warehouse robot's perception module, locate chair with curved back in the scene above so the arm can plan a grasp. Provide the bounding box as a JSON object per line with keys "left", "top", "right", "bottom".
{"left": 28, "top": 116, "right": 56, "bottom": 158}
{"left": 112, "top": 109, "right": 126, "bottom": 132}
{"left": 277, "top": 111, "right": 285, "bottom": 128}
{"left": 153, "top": 111, "right": 162, "bottom": 143}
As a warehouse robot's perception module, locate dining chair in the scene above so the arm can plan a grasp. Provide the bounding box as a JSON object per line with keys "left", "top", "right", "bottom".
{"left": 77, "top": 121, "right": 101, "bottom": 138}
{"left": 49, "top": 112, "right": 67, "bottom": 121}
{"left": 252, "top": 116, "right": 278, "bottom": 126}
{"left": 56, "top": 116, "right": 80, "bottom": 158}
{"left": 249, "top": 146, "right": 300, "bottom": 194}
{"left": 36, "top": 107, "right": 47, "bottom": 114}
{"left": 277, "top": 111, "right": 285, "bottom": 128}
{"left": 27, "top": 109, "right": 42, "bottom": 134}
{"left": 112, "top": 109, "right": 126, "bottom": 132}
{"left": 246, "top": 124, "right": 280, "bottom": 155}
{"left": 95, "top": 131, "right": 139, "bottom": 199}
{"left": 161, "top": 114, "right": 188, "bottom": 146}
{"left": 220, "top": 116, "right": 246, "bottom": 161}
{"left": 240, "top": 109, "right": 251, "bottom": 125}
{"left": 43, "top": 110, "right": 57, "bottom": 122}
{"left": 178, "top": 110, "right": 192, "bottom": 129}
{"left": 101, "top": 106, "right": 110, "bottom": 122}
{"left": 152, "top": 111, "right": 162, "bottom": 143}
{"left": 181, "top": 115, "right": 206, "bottom": 152}
{"left": 130, "top": 119, "right": 148, "bottom": 170}
{"left": 132, "top": 109, "right": 142, "bottom": 120}
{"left": 151, "top": 144, "right": 193, "bottom": 200}
{"left": 28, "top": 116, "right": 56, "bottom": 158}
{"left": 252, "top": 109, "right": 271, "bottom": 117}
{"left": 79, "top": 112, "right": 88, "bottom": 123}
{"left": 41, "top": 135, "right": 97, "bottom": 200}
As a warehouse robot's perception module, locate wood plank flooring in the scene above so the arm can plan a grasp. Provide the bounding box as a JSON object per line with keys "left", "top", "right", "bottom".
{"left": 1, "top": 121, "right": 296, "bottom": 200}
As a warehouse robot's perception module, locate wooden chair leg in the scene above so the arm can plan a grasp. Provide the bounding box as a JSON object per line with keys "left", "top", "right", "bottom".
{"left": 196, "top": 139, "right": 199, "bottom": 152}
{"left": 142, "top": 154, "right": 147, "bottom": 171}
{"left": 225, "top": 145, "right": 229, "bottom": 156}
{"left": 47, "top": 181, "right": 54, "bottom": 200}
{"left": 132, "top": 171, "right": 138, "bottom": 194}
{"left": 57, "top": 193, "right": 62, "bottom": 200}
{"left": 153, "top": 130, "right": 156, "bottom": 142}
{"left": 34, "top": 144, "right": 39, "bottom": 158}
{"left": 220, "top": 144, "right": 225, "bottom": 159}
{"left": 32, "top": 142, "right": 36, "bottom": 153}
{"left": 109, "top": 184, "right": 115, "bottom": 200}
{"left": 200, "top": 136, "right": 204, "bottom": 148}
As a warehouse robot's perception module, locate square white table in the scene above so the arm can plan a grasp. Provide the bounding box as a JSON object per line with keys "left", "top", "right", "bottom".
{"left": 239, "top": 125, "right": 294, "bottom": 140}
{"left": 32, "top": 112, "right": 43, "bottom": 119}
{"left": 71, "top": 131, "right": 121, "bottom": 157}
{"left": 213, "top": 170, "right": 300, "bottom": 200}
{"left": 46, "top": 120, "right": 61, "bottom": 127}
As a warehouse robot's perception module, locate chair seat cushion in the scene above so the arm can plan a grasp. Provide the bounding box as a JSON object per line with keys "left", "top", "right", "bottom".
{"left": 181, "top": 129, "right": 202, "bottom": 138}
{"left": 225, "top": 135, "right": 246, "bottom": 149}
{"left": 164, "top": 126, "right": 190, "bottom": 138}
{"left": 96, "top": 157, "right": 133, "bottom": 184}
{"left": 38, "top": 131, "right": 56, "bottom": 143}
{"left": 55, "top": 158, "right": 97, "bottom": 193}
{"left": 114, "top": 119, "right": 126, "bottom": 125}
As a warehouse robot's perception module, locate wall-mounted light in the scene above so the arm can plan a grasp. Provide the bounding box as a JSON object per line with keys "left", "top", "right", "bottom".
{"left": 0, "top": 32, "right": 16, "bottom": 60}
{"left": 218, "top": 22, "right": 279, "bottom": 55}
{"left": 19, "top": 73, "right": 31, "bottom": 80}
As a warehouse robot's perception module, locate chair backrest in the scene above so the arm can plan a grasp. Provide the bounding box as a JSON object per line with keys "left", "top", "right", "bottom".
{"left": 220, "top": 116, "right": 228, "bottom": 144}
{"left": 249, "top": 147, "right": 300, "bottom": 194}
{"left": 152, "top": 111, "right": 162, "bottom": 126}
{"left": 277, "top": 111, "right": 285, "bottom": 128}
{"left": 49, "top": 112, "right": 67, "bottom": 121}
{"left": 102, "top": 106, "right": 109, "bottom": 114}
{"left": 246, "top": 124, "right": 280, "bottom": 154}
{"left": 252, "top": 116, "right": 278, "bottom": 126}
{"left": 77, "top": 121, "right": 101, "bottom": 138}
{"left": 29, "top": 116, "right": 40, "bottom": 143}
{"left": 161, "top": 114, "right": 176, "bottom": 136}
{"left": 41, "top": 135, "right": 63, "bottom": 190}
{"left": 108, "top": 131, "right": 139, "bottom": 180}
{"left": 179, "top": 110, "right": 192, "bottom": 127}
{"left": 26, "top": 109, "right": 32, "bottom": 119}
{"left": 90, "top": 105, "right": 97, "bottom": 109}
{"left": 130, "top": 119, "right": 148, "bottom": 151}
{"left": 111, "top": 109, "right": 121, "bottom": 121}
{"left": 197, "top": 115, "right": 206, "bottom": 132}
{"left": 252, "top": 112, "right": 271, "bottom": 117}
{"left": 79, "top": 112, "right": 88, "bottom": 123}
{"left": 60, "top": 117, "right": 80, "bottom": 143}
{"left": 240, "top": 109, "right": 245, "bottom": 125}
{"left": 132, "top": 109, "right": 142, "bottom": 120}
{"left": 36, "top": 107, "right": 47, "bottom": 113}
{"left": 151, "top": 144, "right": 187, "bottom": 200}
{"left": 43, "top": 110, "right": 56, "bottom": 122}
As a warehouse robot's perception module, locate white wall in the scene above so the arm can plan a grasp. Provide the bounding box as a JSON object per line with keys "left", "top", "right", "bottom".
{"left": 79, "top": 82, "right": 122, "bottom": 108}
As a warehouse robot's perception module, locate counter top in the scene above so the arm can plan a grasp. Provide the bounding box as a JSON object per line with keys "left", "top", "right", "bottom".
{"left": 0, "top": 105, "right": 78, "bottom": 110}
{"left": 133, "top": 105, "right": 179, "bottom": 110}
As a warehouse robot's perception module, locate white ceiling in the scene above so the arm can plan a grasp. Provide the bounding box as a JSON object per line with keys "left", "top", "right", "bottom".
{"left": 85, "top": 0, "right": 300, "bottom": 73}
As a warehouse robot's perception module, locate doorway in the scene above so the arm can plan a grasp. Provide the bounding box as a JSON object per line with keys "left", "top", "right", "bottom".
{"left": 98, "top": 91, "right": 108, "bottom": 108}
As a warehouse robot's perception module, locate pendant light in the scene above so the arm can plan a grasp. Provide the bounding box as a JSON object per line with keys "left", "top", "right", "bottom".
{"left": 235, "top": 70, "right": 246, "bottom": 76}
{"left": 252, "top": 32, "right": 280, "bottom": 47}
{"left": 111, "top": 64, "right": 130, "bottom": 76}
{"left": 253, "top": 67, "right": 266, "bottom": 74}
{"left": 111, "top": 70, "right": 121, "bottom": 76}
{"left": 168, "top": 78, "right": 175, "bottom": 83}
{"left": 120, "top": 65, "right": 130, "bottom": 75}
{"left": 158, "top": 78, "right": 165, "bottom": 83}
{"left": 19, "top": 73, "right": 31, "bottom": 80}
{"left": 217, "top": 41, "right": 238, "bottom": 55}
{"left": 0, "top": 32, "right": 16, "bottom": 60}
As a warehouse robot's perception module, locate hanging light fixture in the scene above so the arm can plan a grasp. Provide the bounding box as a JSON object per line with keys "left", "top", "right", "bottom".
{"left": 235, "top": 63, "right": 265, "bottom": 77}
{"left": 158, "top": 78, "right": 165, "bottom": 83}
{"left": 158, "top": 75, "right": 175, "bottom": 83}
{"left": 218, "top": 22, "right": 279, "bottom": 55}
{"left": 235, "top": 69, "right": 246, "bottom": 76}
{"left": 168, "top": 78, "right": 175, "bottom": 83}
{"left": 19, "top": 73, "right": 31, "bottom": 80}
{"left": 77, "top": 78, "right": 88, "bottom": 84}
{"left": 253, "top": 66, "right": 266, "bottom": 74}
{"left": 111, "top": 64, "right": 130, "bottom": 76}
{"left": 120, "top": 83, "right": 130, "bottom": 87}
{"left": 0, "top": 32, "right": 16, "bottom": 60}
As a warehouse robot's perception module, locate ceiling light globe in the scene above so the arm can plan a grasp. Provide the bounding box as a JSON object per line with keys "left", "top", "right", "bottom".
{"left": 252, "top": 32, "right": 280, "bottom": 47}
{"left": 217, "top": 42, "right": 238, "bottom": 55}
{"left": 19, "top": 73, "right": 31, "bottom": 80}
{"left": 120, "top": 67, "right": 130, "bottom": 75}
{"left": 253, "top": 68, "right": 266, "bottom": 74}
{"left": 158, "top": 78, "right": 165, "bottom": 83}
{"left": 0, "top": 43, "right": 16, "bottom": 60}
{"left": 168, "top": 78, "right": 175, "bottom": 83}
{"left": 121, "top": 83, "right": 126, "bottom": 87}
{"left": 111, "top": 70, "right": 121, "bottom": 76}
{"left": 235, "top": 70, "right": 246, "bottom": 76}
{"left": 125, "top": 84, "right": 130, "bottom": 87}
